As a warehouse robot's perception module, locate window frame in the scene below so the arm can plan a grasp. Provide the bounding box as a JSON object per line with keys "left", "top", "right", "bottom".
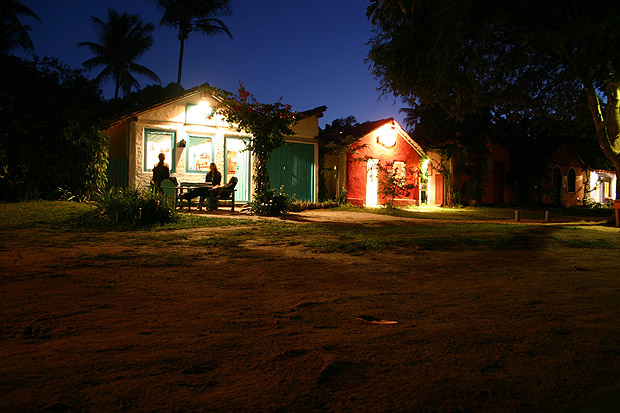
{"left": 393, "top": 161, "right": 407, "bottom": 186}
{"left": 143, "top": 128, "right": 176, "bottom": 173}
{"left": 185, "top": 134, "right": 215, "bottom": 174}
{"left": 567, "top": 168, "right": 576, "bottom": 193}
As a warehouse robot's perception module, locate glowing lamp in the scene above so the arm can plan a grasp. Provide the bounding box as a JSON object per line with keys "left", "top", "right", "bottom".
{"left": 377, "top": 130, "right": 397, "bottom": 148}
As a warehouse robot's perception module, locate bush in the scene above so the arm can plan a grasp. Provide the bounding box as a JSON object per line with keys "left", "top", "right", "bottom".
{"left": 251, "top": 186, "right": 291, "bottom": 216}
{"left": 95, "top": 187, "right": 176, "bottom": 226}
{"left": 0, "top": 55, "right": 108, "bottom": 201}
{"left": 289, "top": 200, "right": 340, "bottom": 212}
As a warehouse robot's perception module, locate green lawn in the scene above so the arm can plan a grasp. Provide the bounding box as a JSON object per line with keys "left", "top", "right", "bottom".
{"left": 1, "top": 201, "right": 617, "bottom": 255}
{"left": 336, "top": 204, "right": 614, "bottom": 221}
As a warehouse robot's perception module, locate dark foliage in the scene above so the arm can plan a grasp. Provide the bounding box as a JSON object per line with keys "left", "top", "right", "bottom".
{"left": 103, "top": 82, "right": 185, "bottom": 120}
{"left": 367, "top": 0, "right": 620, "bottom": 198}
{"left": 0, "top": 55, "right": 108, "bottom": 201}
{"left": 95, "top": 187, "right": 177, "bottom": 226}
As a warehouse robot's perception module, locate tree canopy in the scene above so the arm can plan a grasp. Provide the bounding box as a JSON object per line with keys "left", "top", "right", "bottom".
{"left": 0, "top": 55, "right": 109, "bottom": 201}
{"left": 367, "top": 0, "right": 620, "bottom": 198}
{"left": 151, "top": 0, "right": 232, "bottom": 85}
{"left": 214, "top": 83, "right": 298, "bottom": 214}
{"left": 78, "top": 9, "right": 160, "bottom": 99}
{"left": 0, "top": 0, "right": 41, "bottom": 53}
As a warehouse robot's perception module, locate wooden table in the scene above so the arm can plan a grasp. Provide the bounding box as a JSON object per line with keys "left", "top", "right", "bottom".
{"left": 177, "top": 183, "right": 212, "bottom": 210}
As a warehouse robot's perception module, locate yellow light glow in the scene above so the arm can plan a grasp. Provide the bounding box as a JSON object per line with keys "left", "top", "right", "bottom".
{"left": 377, "top": 124, "right": 397, "bottom": 148}
{"left": 185, "top": 101, "right": 212, "bottom": 124}
{"left": 421, "top": 158, "right": 430, "bottom": 173}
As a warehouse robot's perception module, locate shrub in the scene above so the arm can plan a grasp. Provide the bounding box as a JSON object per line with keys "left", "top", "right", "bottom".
{"left": 250, "top": 186, "right": 291, "bottom": 216}
{"left": 289, "top": 200, "right": 340, "bottom": 212}
{"left": 95, "top": 187, "right": 176, "bottom": 225}
{"left": 0, "top": 55, "right": 108, "bottom": 201}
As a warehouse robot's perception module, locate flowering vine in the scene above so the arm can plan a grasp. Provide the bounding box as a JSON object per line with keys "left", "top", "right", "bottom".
{"left": 214, "top": 82, "right": 300, "bottom": 212}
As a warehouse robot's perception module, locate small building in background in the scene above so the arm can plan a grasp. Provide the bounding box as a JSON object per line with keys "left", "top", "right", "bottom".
{"left": 322, "top": 118, "right": 426, "bottom": 207}
{"left": 542, "top": 142, "right": 587, "bottom": 207}
{"left": 587, "top": 169, "right": 617, "bottom": 206}
{"left": 106, "top": 84, "right": 325, "bottom": 203}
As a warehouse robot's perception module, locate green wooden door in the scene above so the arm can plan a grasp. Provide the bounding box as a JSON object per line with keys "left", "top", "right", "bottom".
{"left": 225, "top": 136, "right": 251, "bottom": 203}
{"left": 267, "top": 142, "right": 314, "bottom": 201}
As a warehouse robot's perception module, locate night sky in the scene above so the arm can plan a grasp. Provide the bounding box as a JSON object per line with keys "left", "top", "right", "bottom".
{"left": 18, "top": 0, "right": 407, "bottom": 128}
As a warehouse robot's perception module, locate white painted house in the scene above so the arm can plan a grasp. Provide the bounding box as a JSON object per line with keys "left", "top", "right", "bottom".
{"left": 106, "top": 84, "right": 325, "bottom": 203}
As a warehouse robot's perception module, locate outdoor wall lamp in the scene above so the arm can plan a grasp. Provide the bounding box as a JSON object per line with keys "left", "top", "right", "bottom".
{"left": 178, "top": 139, "right": 186, "bottom": 148}
{"left": 377, "top": 128, "right": 397, "bottom": 148}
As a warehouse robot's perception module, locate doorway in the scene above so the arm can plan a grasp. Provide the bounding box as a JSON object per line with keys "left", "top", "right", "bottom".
{"left": 366, "top": 158, "right": 379, "bottom": 206}
{"left": 552, "top": 166, "right": 562, "bottom": 205}
{"left": 224, "top": 136, "right": 251, "bottom": 203}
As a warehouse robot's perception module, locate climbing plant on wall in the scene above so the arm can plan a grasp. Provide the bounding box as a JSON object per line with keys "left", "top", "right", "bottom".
{"left": 214, "top": 83, "right": 299, "bottom": 215}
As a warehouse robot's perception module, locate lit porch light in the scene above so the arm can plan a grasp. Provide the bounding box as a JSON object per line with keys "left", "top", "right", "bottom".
{"left": 421, "top": 158, "right": 430, "bottom": 173}
{"left": 377, "top": 124, "right": 397, "bottom": 148}
{"left": 184, "top": 100, "right": 213, "bottom": 124}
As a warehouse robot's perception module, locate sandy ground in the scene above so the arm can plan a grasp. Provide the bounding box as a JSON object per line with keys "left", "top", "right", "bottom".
{"left": 1, "top": 209, "right": 620, "bottom": 411}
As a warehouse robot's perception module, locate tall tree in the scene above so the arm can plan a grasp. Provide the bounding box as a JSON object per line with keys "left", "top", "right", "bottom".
{"left": 0, "top": 55, "right": 108, "bottom": 201}
{"left": 151, "top": 0, "right": 232, "bottom": 85}
{"left": 214, "top": 83, "right": 297, "bottom": 215}
{"left": 0, "top": 0, "right": 41, "bottom": 53}
{"left": 367, "top": 0, "right": 620, "bottom": 199}
{"left": 318, "top": 116, "right": 360, "bottom": 201}
{"left": 78, "top": 9, "right": 160, "bottom": 99}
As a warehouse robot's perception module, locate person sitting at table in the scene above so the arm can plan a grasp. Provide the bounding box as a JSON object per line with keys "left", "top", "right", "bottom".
{"left": 206, "top": 176, "right": 238, "bottom": 211}
{"left": 181, "top": 163, "right": 221, "bottom": 209}
{"left": 205, "top": 163, "right": 221, "bottom": 186}
{"left": 150, "top": 153, "right": 170, "bottom": 189}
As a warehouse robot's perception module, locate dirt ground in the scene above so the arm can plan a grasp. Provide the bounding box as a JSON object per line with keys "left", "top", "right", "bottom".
{"left": 1, "top": 209, "right": 620, "bottom": 412}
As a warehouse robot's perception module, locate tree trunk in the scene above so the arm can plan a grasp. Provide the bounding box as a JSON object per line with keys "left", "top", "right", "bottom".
{"left": 584, "top": 84, "right": 620, "bottom": 200}
{"left": 253, "top": 150, "right": 270, "bottom": 197}
{"left": 335, "top": 152, "right": 341, "bottom": 200}
{"left": 177, "top": 38, "right": 185, "bottom": 85}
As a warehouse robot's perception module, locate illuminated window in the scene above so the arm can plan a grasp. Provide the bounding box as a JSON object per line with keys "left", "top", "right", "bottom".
{"left": 604, "top": 180, "right": 610, "bottom": 198}
{"left": 567, "top": 168, "right": 576, "bottom": 193}
{"left": 186, "top": 135, "right": 214, "bottom": 173}
{"left": 144, "top": 129, "right": 175, "bottom": 172}
{"left": 393, "top": 161, "right": 406, "bottom": 185}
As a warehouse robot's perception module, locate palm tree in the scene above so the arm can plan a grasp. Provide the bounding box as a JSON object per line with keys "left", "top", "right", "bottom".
{"left": 78, "top": 9, "right": 160, "bottom": 99}
{"left": 0, "top": 0, "right": 41, "bottom": 53}
{"left": 151, "top": 0, "right": 232, "bottom": 85}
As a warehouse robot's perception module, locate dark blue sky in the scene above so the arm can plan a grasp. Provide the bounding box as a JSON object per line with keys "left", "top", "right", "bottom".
{"left": 19, "top": 0, "right": 407, "bottom": 128}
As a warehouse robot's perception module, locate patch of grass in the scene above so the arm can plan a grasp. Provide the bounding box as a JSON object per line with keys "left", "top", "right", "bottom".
{"left": 189, "top": 235, "right": 240, "bottom": 249}
{"left": 336, "top": 205, "right": 613, "bottom": 221}
{"left": 73, "top": 251, "right": 191, "bottom": 268}
{"left": 260, "top": 221, "right": 332, "bottom": 240}
{"left": 550, "top": 227, "right": 620, "bottom": 249}
{"left": 0, "top": 201, "right": 95, "bottom": 230}
{"left": 412, "top": 234, "right": 532, "bottom": 251}
{"left": 309, "top": 238, "right": 389, "bottom": 253}
{"left": 136, "top": 252, "right": 190, "bottom": 267}
{"left": 306, "top": 232, "right": 534, "bottom": 254}
{"left": 125, "top": 233, "right": 189, "bottom": 246}
{"left": 0, "top": 201, "right": 256, "bottom": 232}
{"left": 160, "top": 214, "right": 254, "bottom": 230}
{"left": 554, "top": 238, "right": 617, "bottom": 249}
{"left": 188, "top": 228, "right": 255, "bottom": 250}
{"left": 230, "top": 229, "right": 256, "bottom": 237}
